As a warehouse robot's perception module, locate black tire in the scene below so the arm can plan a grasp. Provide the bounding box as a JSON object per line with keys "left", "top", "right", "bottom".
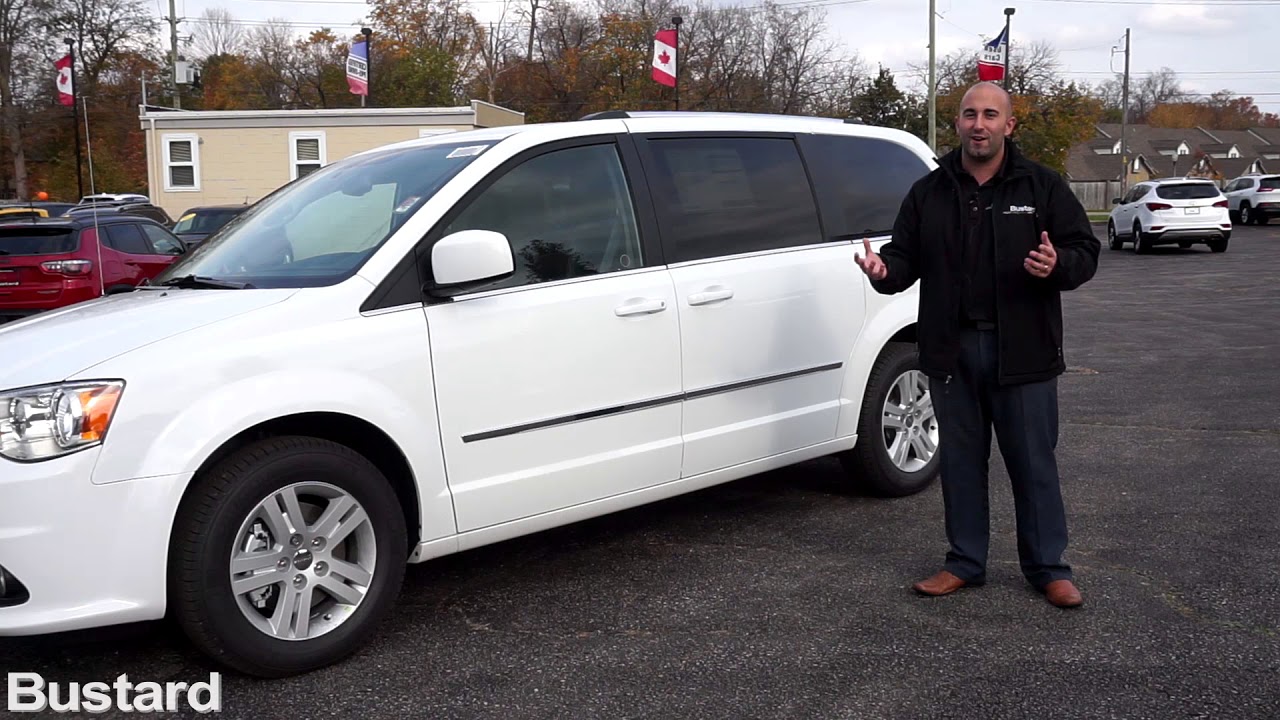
{"left": 168, "top": 436, "right": 408, "bottom": 678}
{"left": 839, "top": 342, "right": 941, "bottom": 497}
{"left": 1240, "top": 204, "right": 1253, "bottom": 226}
{"left": 1208, "top": 238, "right": 1228, "bottom": 253}
{"left": 1107, "top": 221, "right": 1123, "bottom": 250}
{"left": 1178, "top": 241, "right": 1192, "bottom": 249}
{"left": 1132, "top": 221, "right": 1148, "bottom": 254}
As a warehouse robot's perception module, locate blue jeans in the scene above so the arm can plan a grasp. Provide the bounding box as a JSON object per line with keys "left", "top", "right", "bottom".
{"left": 929, "top": 328, "right": 1073, "bottom": 589}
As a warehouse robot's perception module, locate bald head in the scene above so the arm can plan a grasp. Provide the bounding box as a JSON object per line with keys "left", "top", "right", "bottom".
{"left": 961, "top": 81, "right": 1013, "bottom": 117}
{"left": 955, "top": 81, "right": 1017, "bottom": 167}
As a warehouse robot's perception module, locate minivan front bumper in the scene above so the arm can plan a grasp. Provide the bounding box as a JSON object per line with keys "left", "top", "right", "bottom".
{"left": 0, "top": 448, "right": 191, "bottom": 636}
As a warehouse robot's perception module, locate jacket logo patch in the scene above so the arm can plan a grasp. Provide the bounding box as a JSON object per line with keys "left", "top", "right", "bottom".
{"left": 1004, "top": 205, "right": 1037, "bottom": 215}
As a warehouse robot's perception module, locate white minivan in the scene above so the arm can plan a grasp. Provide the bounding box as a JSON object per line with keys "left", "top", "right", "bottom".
{"left": 0, "top": 112, "right": 939, "bottom": 677}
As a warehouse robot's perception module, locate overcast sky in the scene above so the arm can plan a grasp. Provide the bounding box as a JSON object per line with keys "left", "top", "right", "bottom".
{"left": 171, "top": 0, "right": 1280, "bottom": 114}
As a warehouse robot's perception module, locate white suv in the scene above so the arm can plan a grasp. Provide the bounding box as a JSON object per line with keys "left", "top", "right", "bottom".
{"left": 0, "top": 112, "right": 938, "bottom": 677}
{"left": 1107, "top": 177, "right": 1231, "bottom": 253}
{"left": 1223, "top": 173, "right": 1280, "bottom": 225}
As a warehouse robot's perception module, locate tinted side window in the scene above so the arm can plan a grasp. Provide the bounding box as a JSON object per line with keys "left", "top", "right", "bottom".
{"left": 103, "top": 224, "right": 150, "bottom": 255}
{"left": 441, "top": 142, "right": 643, "bottom": 290}
{"left": 140, "top": 224, "right": 184, "bottom": 255}
{"left": 642, "top": 137, "right": 822, "bottom": 263}
{"left": 801, "top": 134, "right": 932, "bottom": 239}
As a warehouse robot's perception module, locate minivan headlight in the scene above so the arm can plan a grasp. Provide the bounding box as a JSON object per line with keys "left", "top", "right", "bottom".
{"left": 0, "top": 381, "right": 124, "bottom": 461}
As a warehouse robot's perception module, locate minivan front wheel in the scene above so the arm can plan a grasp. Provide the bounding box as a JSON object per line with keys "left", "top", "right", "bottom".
{"left": 840, "top": 342, "right": 941, "bottom": 497}
{"left": 169, "top": 436, "right": 407, "bottom": 678}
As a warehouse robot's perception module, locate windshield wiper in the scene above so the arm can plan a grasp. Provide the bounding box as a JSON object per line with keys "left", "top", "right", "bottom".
{"left": 159, "top": 274, "right": 253, "bottom": 290}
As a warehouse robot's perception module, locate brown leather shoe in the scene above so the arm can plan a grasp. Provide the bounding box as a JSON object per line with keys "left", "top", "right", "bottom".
{"left": 1044, "top": 579, "right": 1083, "bottom": 608}
{"left": 912, "top": 570, "right": 970, "bottom": 596}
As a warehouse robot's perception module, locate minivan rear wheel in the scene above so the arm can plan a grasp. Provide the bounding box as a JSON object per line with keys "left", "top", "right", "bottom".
{"left": 169, "top": 436, "right": 407, "bottom": 678}
{"left": 840, "top": 342, "right": 941, "bottom": 497}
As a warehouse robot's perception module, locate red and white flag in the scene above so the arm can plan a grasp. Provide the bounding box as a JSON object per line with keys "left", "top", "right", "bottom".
{"left": 55, "top": 54, "right": 74, "bottom": 106}
{"left": 652, "top": 28, "right": 677, "bottom": 88}
{"left": 977, "top": 27, "right": 1008, "bottom": 82}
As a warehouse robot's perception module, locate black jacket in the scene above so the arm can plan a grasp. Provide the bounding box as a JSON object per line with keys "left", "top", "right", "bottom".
{"left": 870, "top": 141, "right": 1100, "bottom": 385}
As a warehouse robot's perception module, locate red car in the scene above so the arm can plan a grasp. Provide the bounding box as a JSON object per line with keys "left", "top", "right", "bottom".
{"left": 0, "top": 215, "right": 186, "bottom": 323}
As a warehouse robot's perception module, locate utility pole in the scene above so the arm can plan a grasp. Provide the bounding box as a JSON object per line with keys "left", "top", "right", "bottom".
{"left": 928, "top": 0, "right": 936, "bottom": 154}
{"left": 1120, "top": 28, "right": 1131, "bottom": 193}
{"left": 167, "top": 0, "right": 181, "bottom": 109}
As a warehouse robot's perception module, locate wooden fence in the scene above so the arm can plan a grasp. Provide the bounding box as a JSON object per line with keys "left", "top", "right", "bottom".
{"left": 1069, "top": 181, "right": 1124, "bottom": 211}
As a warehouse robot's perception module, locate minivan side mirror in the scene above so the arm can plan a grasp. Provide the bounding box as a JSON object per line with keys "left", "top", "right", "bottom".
{"left": 429, "top": 229, "right": 515, "bottom": 295}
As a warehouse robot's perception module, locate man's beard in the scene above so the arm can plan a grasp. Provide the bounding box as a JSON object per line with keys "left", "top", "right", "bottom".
{"left": 963, "top": 136, "right": 1001, "bottom": 162}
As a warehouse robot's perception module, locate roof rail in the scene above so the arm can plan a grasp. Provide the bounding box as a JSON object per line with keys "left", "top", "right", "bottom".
{"left": 579, "top": 110, "right": 630, "bottom": 120}
{"left": 578, "top": 109, "right": 857, "bottom": 123}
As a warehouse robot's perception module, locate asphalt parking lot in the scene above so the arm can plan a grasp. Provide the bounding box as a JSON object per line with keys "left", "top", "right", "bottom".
{"left": 4, "top": 224, "right": 1279, "bottom": 719}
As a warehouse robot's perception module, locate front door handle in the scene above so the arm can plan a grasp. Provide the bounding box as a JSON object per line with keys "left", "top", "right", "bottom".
{"left": 615, "top": 298, "right": 667, "bottom": 317}
{"left": 688, "top": 286, "right": 734, "bottom": 306}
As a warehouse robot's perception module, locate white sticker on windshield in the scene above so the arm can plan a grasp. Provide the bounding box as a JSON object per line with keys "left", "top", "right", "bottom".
{"left": 447, "top": 145, "right": 488, "bottom": 158}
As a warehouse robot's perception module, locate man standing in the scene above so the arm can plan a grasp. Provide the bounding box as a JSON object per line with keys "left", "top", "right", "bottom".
{"left": 855, "top": 81, "right": 1100, "bottom": 608}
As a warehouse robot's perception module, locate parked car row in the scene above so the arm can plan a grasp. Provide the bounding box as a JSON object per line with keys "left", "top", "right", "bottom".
{"left": 1105, "top": 171, "right": 1279, "bottom": 254}
{"left": 0, "top": 197, "right": 250, "bottom": 321}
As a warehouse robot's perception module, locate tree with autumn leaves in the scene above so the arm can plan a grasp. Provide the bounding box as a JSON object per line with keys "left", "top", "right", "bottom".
{"left": 3, "top": 0, "right": 1277, "bottom": 202}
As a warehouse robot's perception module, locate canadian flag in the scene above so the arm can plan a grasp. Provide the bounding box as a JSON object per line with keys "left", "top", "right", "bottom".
{"left": 55, "top": 54, "right": 74, "bottom": 106}
{"left": 652, "top": 28, "right": 677, "bottom": 88}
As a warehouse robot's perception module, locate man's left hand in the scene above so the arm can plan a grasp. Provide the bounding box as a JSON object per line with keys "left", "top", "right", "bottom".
{"left": 1025, "top": 232, "right": 1057, "bottom": 278}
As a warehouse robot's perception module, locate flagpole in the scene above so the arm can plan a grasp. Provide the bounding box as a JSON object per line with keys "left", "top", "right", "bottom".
{"left": 1002, "top": 8, "right": 1014, "bottom": 91}
{"left": 361, "top": 27, "right": 372, "bottom": 108}
{"left": 65, "top": 37, "right": 83, "bottom": 199}
{"left": 672, "top": 16, "right": 682, "bottom": 111}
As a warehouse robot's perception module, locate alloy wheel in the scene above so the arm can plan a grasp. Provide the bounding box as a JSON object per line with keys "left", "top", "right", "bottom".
{"left": 880, "top": 370, "right": 938, "bottom": 473}
{"left": 229, "top": 481, "right": 377, "bottom": 641}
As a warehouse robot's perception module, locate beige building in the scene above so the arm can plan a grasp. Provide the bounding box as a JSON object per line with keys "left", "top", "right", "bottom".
{"left": 139, "top": 100, "right": 524, "bottom": 218}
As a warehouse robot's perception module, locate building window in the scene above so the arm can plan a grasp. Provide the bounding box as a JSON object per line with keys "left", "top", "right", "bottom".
{"left": 290, "top": 131, "right": 327, "bottom": 180}
{"left": 163, "top": 134, "right": 200, "bottom": 192}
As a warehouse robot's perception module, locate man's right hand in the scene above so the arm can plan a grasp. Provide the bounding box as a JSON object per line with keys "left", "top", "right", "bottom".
{"left": 854, "top": 238, "right": 888, "bottom": 281}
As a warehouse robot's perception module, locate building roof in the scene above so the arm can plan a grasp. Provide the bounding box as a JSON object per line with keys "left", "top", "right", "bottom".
{"left": 1066, "top": 150, "right": 1125, "bottom": 181}
{"left": 1068, "top": 123, "right": 1280, "bottom": 181}
{"left": 139, "top": 100, "right": 524, "bottom": 130}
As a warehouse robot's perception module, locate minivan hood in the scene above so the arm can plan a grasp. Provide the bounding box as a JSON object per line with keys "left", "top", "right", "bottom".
{"left": 0, "top": 288, "right": 295, "bottom": 389}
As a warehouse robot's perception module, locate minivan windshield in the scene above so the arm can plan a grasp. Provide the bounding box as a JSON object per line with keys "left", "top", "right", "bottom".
{"left": 153, "top": 140, "right": 494, "bottom": 288}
